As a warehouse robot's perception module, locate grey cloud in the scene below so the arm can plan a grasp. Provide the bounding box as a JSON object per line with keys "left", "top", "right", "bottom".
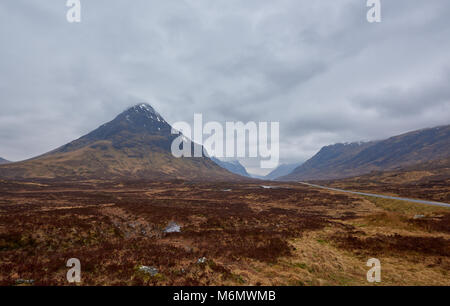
{"left": 351, "top": 71, "right": 450, "bottom": 117}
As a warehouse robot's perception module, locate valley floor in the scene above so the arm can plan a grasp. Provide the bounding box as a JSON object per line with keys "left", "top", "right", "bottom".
{"left": 317, "top": 165, "right": 450, "bottom": 203}
{"left": 0, "top": 179, "right": 449, "bottom": 286}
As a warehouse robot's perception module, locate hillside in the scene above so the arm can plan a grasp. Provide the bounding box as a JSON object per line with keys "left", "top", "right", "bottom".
{"left": 281, "top": 125, "right": 450, "bottom": 181}
{"left": 0, "top": 104, "right": 239, "bottom": 181}
{"left": 264, "top": 162, "right": 303, "bottom": 180}
{"left": 0, "top": 158, "right": 10, "bottom": 165}
{"left": 211, "top": 157, "right": 250, "bottom": 177}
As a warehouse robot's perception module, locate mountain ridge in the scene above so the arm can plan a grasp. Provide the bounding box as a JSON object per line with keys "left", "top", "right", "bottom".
{"left": 280, "top": 125, "right": 450, "bottom": 181}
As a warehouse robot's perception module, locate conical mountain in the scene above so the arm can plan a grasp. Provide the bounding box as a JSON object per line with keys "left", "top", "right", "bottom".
{"left": 0, "top": 104, "right": 239, "bottom": 181}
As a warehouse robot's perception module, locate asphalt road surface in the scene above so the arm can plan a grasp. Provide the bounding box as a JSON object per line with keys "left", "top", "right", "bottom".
{"left": 300, "top": 182, "right": 450, "bottom": 208}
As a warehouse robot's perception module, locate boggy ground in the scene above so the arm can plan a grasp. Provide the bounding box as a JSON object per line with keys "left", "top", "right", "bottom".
{"left": 0, "top": 179, "right": 448, "bottom": 286}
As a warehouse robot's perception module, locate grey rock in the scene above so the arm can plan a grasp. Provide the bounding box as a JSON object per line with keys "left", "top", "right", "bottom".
{"left": 138, "top": 266, "right": 159, "bottom": 276}
{"left": 16, "top": 279, "right": 34, "bottom": 285}
{"left": 197, "top": 257, "right": 207, "bottom": 264}
{"left": 413, "top": 215, "right": 426, "bottom": 219}
{"left": 164, "top": 221, "right": 181, "bottom": 233}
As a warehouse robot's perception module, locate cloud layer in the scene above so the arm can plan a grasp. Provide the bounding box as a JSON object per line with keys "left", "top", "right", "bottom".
{"left": 1, "top": 0, "right": 449, "bottom": 174}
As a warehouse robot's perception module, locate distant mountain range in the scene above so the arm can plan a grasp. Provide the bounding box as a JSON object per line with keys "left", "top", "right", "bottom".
{"left": 281, "top": 125, "right": 450, "bottom": 181}
{"left": 2, "top": 105, "right": 448, "bottom": 183}
{"left": 211, "top": 157, "right": 250, "bottom": 177}
{"left": 0, "top": 104, "right": 240, "bottom": 181}
{"left": 209, "top": 159, "right": 303, "bottom": 180}
{"left": 264, "top": 162, "right": 303, "bottom": 180}
{"left": 0, "top": 157, "right": 11, "bottom": 165}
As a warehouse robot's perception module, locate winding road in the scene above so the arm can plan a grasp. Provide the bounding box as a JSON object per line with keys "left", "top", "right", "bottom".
{"left": 300, "top": 182, "right": 450, "bottom": 208}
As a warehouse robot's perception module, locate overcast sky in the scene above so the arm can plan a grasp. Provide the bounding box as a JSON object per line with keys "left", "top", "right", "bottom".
{"left": 1, "top": 0, "right": 449, "bottom": 175}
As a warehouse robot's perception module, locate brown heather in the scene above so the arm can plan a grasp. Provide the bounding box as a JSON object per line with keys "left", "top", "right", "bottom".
{"left": 0, "top": 179, "right": 449, "bottom": 286}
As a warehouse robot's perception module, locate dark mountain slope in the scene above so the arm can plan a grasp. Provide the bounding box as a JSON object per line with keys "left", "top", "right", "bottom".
{"left": 211, "top": 157, "right": 250, "bottom": 177}
{"left": 264, "top": 162, "right": 303, "bottom": 180}
{"left": 281, "top": 125, "right": 450, "bottom": 181}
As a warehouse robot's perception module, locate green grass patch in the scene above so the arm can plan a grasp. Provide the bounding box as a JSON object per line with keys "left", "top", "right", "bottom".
{"left": 364, "top": 196, "right": 449, "bottom": 215}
